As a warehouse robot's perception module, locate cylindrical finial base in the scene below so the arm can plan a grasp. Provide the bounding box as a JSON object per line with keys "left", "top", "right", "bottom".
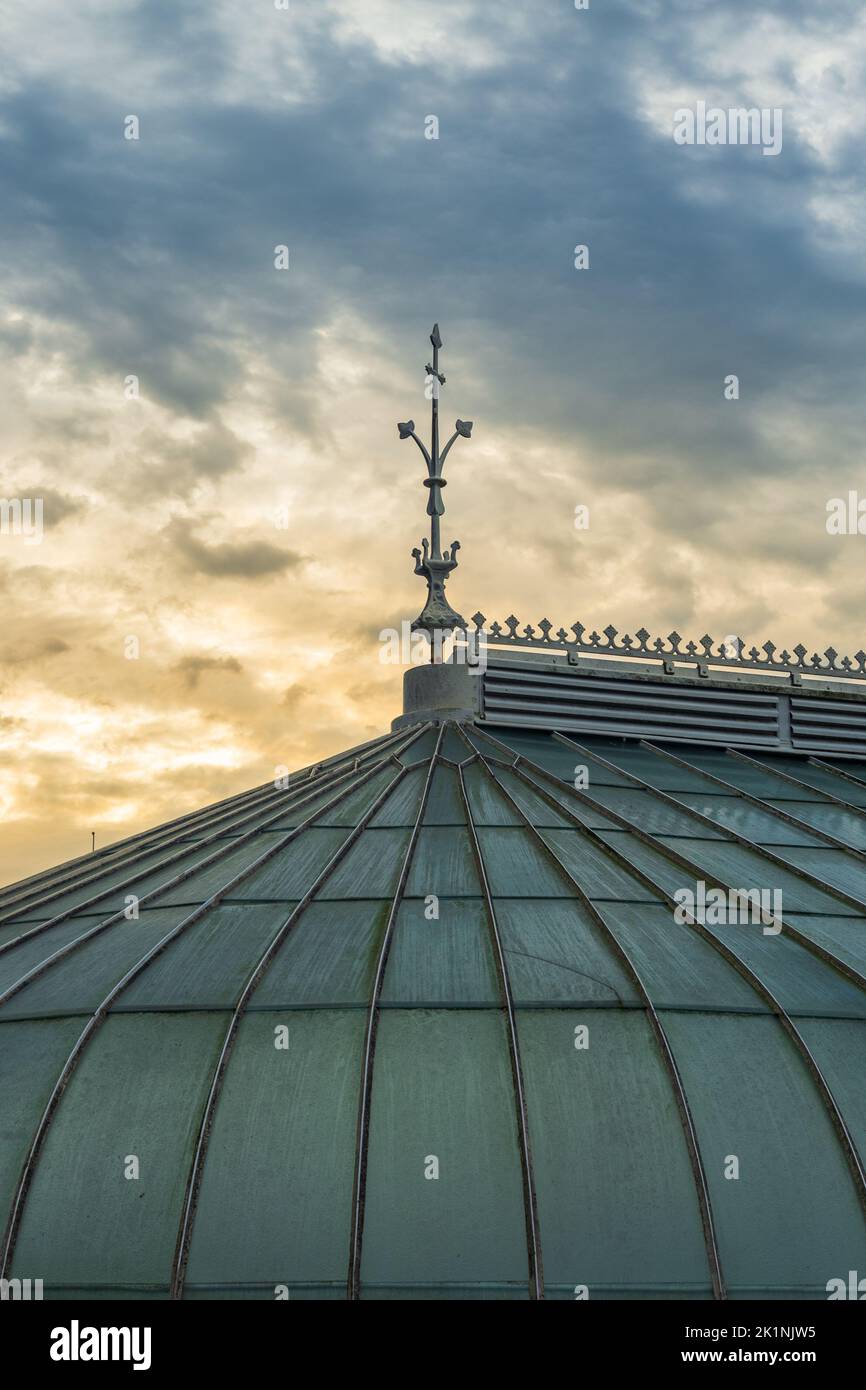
{"left": 391, "top": 662, "right": 479, "bottom": 730}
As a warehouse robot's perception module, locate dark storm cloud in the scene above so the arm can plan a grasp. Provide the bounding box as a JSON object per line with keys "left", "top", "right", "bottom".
{"left": 174, "top": 653, "right": 243, "bottom": 688}
{"left": 167, "top": 518, "right": 304, "bottom": 577}
{"left": 1, "top": 0, "right": 862, "bottom": 543}
{"left": 2, "top": 5, "right": 860, "bottom": 458}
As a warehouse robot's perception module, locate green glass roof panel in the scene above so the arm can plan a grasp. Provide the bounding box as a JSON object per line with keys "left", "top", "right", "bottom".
{"left": 306, "top": 766, "right": 397, "bottom": 827}
{"left": 319, "top": 828, "right": 412, "bottom": 899}
{"left": 475, "top": 827, "right": 573, "bottom": 897}
{"left": 595, "top": 903, "right": 764, "bottom": 1012}
{"left": 0, "top": 909, "right": 192, "bottom": 1020}
{"left": 369, "top": 767, "right": 426, "bottom": 828}
{"left": 659, "top": 1010, "right": 866, "bottom": 1293}
{"left": 765, "top": 801, "right": 866, "bottom": 850}
{"left": 767, "top": 845, "right": 866, "bottom": 902}
{"left": 493, "top": 769, "right": 575, "bottom": 828}
{"left": 405, "top": 827, "right": 481, "bottom": 897}
{"left": 114, "top": 903, "right": 293, "bottom": 1011}
{"left": 397, "top": 728, "right": 441, "bottom": 764}
{"left": 184, "top": 1009, "right": 365, "bottom": 1287}
{"left": 762, "top": 758, "right": 866, "bottom": 806}
{"left": 252, "top": 901, "right": 389, "bottom": 1007}
{"left": 529, "top": 781, "right": 622, "bottom": 832}
{"left": 671, "top": 794, "right": 822, "bottom": 847}
{"left": 793, "top": 1018, "right": 866, "bottom": 1159}
{"left": 381, "top": 900, "right": 499, "bottom": 1005}
{"left": 11, "top": 1012, "right": 227, "bottom": 1288}
{"left": 461, "top": 763, "right": 524, "bottom": 825}
{"left": 583, "top": 740, "right": 719, "bottom": 793}
{"left": 360, "top": 1008, "right": 528, "bottom": 1289}
{"left": 542, "top": 828, "right": 662, "bottom": 902}
{"left": 0, "top": 917, "right": 126, "bottom": 998}
{"left": 480, "top": 729, "right": 633, "bottom": 787}
{"left": 0, "top": 1017, "right": 85, "bottom": 1222}
{"left": 496, "top": 898, "right": 639, "bottom": 1006}
{"left": 518, "top": 1008, "right": 711, "bottom": 1292}
{"left": 673, "top": 751, "right": 824, "bottom": 802}
{"left": 230, "top": 828, "right": 350, "bottom": 902}
{"left": 439, "top": 725, "right": 471, "bottom": 762}
{"left": 18, "top": 839, "right": 250, "bottom": 919}
{"left": 422, "top": 766, "right": 466, "bottom": 825}
{"left": 697, "top": 920, "right": 866, "bottom": 1018}
{"left": 783, "top": 913, "right": 866, "bottom": 976}
{"left": 588, "top": 787, "right": 727, "bottom": 839}
{"left": 656, "top": 837, "right": 861, "bottom": 916}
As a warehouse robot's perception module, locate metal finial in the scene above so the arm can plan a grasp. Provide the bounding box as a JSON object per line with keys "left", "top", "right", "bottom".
{"left": 397, "top": 324, "right": 473, "bottom": 635}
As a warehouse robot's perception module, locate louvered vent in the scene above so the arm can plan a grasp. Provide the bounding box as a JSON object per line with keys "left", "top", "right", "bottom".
{"left": 480, "top": 662, "right": 781, "bottom": 747}
{"left": 791, "top": 696, "right": 866, "bottom": 756}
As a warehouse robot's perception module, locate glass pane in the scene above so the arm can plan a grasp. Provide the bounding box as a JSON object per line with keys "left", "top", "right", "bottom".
{"left": 0, "top": 1017, "right": 84, "bottom": 1221}
{"left": 784, "top": 913, "right": 866, "bottom": 977}
{"left": 656, "top": 837, "right": 861, "bottom": 916}
{"left": 439, "top": 726, "right": 471, "bottom": 763}
{"left": 423, "top": 766, "right": 465, "bottom": 825}
{"left": 497, "top": 899, "right": 639, "bottom": 1006}
{"left": 12, "top": 1012, "right": 227, "bottom": 1292}
{"left": 587, "top": 740, "right": 716, "bottom": 792}
{"left": 381, "top": 900, "right": 499, "bottom": 1004}
{"left": 0, "top": 909, "right": 194, "bottom": 1020}
{"left": 768, "top": 801, "right": 866, "bottom": 851}
{"left": 696, "top": 919, "right": 866, "bottom": 1019}
{"left": 518, "top": 1008, "right": 711, "bottom": 1295}
{"left": 369, "top": 768, "right": 426, "bottom": 828}
{"left": 233, "top": 828, "right": 350, "bottom": 901}
{"left": 461, "top": 763, "right": 523, "bottom": 825}
{"left": 476, "top": 827, "right": 572, "bottom": 897}
{"left": 485, "top": 730, "right": 633, "bottom": 787}
{"left": 673, "top": 750, "right": 816, "bottom": 801}
{"left": 321, "top": 829, "right": 411, "bottom": 898}
{"left": 397, "top": 728, "right": 440, "bottom": 763}
{"left": 765, "top": 757, "right": 866, "bottom": 806}
{"left": 542, "top": 829, "right": 661, "bottom": 902}
{"left": 116, "top": 903, "right": 293, "bottom": 1011}
{"left": 184, "top": 1010, "right": 365, "bottom": 1291}
{"left": 405, "top": 828, "right": 480, "bottom": 897}
{"left": 595, "top": 904, "right": 764, "bottom": 1012}
{"left": 360, "top": 1009, "right": 528, "bottom": 1292}
{"left": 660, "top": 1010, "right": 866, "bottom": 1294}
{"left": 590, "top": 788, "right": 726, "bottom": 838}
{"left": 252, "top": 901, "right": 389, "bottom": 1007}
{"left": 769, "top": 845, "right": 866, "bottom": 902}
{"left": 671, "top": 793, "right": 820, "bottom": 846}
{"left": 310, "top": 766, "right": 398, "bottom": 827}
{"left": 494, "top": 769, "right": 574, "bottom": 828}
{"left": 794, "top": 1018, "right": 866, "bottom": 1158}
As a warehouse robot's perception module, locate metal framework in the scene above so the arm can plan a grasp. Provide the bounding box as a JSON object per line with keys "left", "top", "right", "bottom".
{"left": 397, "top": 324, "right": 473, "bottom": 634}
{"left": 467, "top": 614, "right": 866, "bottom": 686}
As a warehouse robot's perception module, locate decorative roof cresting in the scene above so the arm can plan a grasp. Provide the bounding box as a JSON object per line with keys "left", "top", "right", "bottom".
{"left": 398, "top": 323, "right": 473, "bottom": 635}
{"left": 468, "top": 614, "right": 866, "bottom": 686}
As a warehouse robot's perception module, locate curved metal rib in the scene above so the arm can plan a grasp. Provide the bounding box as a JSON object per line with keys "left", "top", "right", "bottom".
{"left": 347, "top": 725, "right": 445, "bottom": 1299}
{"left": 455, "top": 741, "right": 544, "bottom": 1298}
{"left": 467, "top": 734, "right": 725, "bottom": 1299}
{"left": 554, "top": 733, "right": 866, "bottom": 995}
{"left": 0, "top": 727, "right": 430, "bottom": 1283}
{"left": 469, "top": 726, "right": 866, "bottom": 1225}
{"left": 169, "top": 753, "right": 420, "bottom": 1299}
{"left": 0, "top": 733, "right": 407, "bottom": 983}
{"left": 638, "top": 739, "right": 866, "bottom": 859}
{"left": 0, "top": 729, "right": 407, "bottom": 931}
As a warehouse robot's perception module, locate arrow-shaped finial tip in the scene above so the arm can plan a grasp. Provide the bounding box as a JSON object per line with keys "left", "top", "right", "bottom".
{"left": 430, "top": 323, "right": 442, "bottom": 349}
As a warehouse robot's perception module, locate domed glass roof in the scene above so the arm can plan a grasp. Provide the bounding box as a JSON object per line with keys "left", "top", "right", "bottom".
{"left": 2, "top": 717, "right": 866, "bottom": 1300}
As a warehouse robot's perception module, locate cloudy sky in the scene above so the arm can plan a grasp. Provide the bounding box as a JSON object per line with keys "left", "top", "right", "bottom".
{"left": 2, "top": 0, "right": 866, "bottom": 882}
